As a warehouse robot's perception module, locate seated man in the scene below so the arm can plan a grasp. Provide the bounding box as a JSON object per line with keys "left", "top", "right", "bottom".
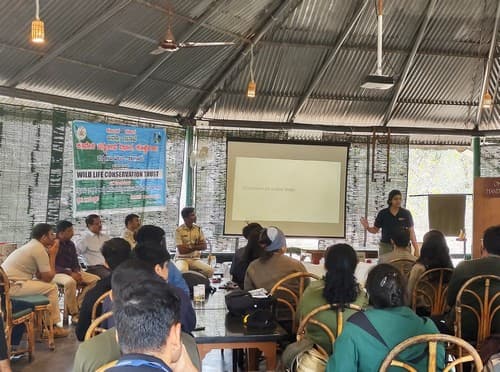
{"left": 75, "top": 214, "right": 110, "bottom": 278}
{"left": 1, "top": 223, "right": 69, "bottom": 337}
{"left": 447, "top": 225, "right": 500, "bottom": 341}
{"left": 122, "top": 213, "right": 141, "bottom": 249}
{"left": 73, "top": 260, "right": 200, "bottom": 372}
{"left": 135, "top": 225, "right": 189, "bottom": 296}
{"left": 108, "top": 262, "right": 197, "bottom": 372}
{"left": 378, "top": 228, "right": 416, "bottom": 277}
{"left": 53, "top": 220, "right": 99, "bottom": 323}
{"left": 134, "top": 242, "right": 196, "bottom": 333}
{"left": 175, "top": 207, "right": 214, "bottom": 278}
{"left": 75, "top": 238, "right": 131, "bottom": 341}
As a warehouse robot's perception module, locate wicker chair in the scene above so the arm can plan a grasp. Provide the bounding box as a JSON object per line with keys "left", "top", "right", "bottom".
{"left": 84, "top": 311, "right": 113, "bottom": 340}
{"left": 96, "top": 360, "right": 117, "bottom": 372}
{"left": 0, "top": 268, "right": 35, "bottom": 360}
{"left": 270, "top": 272, "right": 320, "bottom": 331}
{"left": 389, "top": 258, "right": 416, "bottom": 278}
{"left": 296, "top": 303, "right": 363, "bottom": 358}
{"left": 455, "top": 274, "right": 500, "bottom": 350}
{"left": 91, "top": 290, "right": 112, "bottom": 322}
{"left": 411, "top": 268, "right": 453, "bottom": 316}
{"left": 379, "top": 334, "right": 483, "bottom": 372}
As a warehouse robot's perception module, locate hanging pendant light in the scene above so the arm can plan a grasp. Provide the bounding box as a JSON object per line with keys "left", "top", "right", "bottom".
{"left": 482, "top": 91, "right": 493, "bottom": 110}
{"left": 31, "top": 0, "right": 45, "bottom": 43}
{"left": 247, "top": 45, "right": 256, "bottom": 98}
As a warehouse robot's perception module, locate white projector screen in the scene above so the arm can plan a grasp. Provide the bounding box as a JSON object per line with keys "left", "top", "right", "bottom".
{"left": 224, "top": 140, "right": 348, "bottom": 237}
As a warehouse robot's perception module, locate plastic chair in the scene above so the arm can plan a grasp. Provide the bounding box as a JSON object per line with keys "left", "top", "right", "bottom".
{"left": 296, "top": 303, "right": 363, "bottom": 357}
{"left": 411, "top": 268, "right": 453, "bottom": 316}
{"left": 84, "top": 311, "right": 113, "bottom": 340}
{"left": 379, "top": 333, "right": 483, "bottom": 372}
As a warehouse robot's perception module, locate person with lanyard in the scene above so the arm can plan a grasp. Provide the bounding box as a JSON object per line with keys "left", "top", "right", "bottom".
{"left": 360, "top": 189, "right": 419, "bottom": 257}
{"left": 106, "top": 263, "right": 196, "bottom": 372}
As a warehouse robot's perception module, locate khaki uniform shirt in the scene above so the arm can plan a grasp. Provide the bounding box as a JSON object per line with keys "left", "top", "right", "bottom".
{"left": 122, "top": 228, "right": 136, "bottom": 249}
{"left": 1, "top": 239, "right": 51, "bottom": 281}
{"left": 175, "top": 224, "right": 205, "bottom": 259}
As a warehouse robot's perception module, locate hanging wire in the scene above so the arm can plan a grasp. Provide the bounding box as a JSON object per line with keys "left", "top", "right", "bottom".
{"left": 249, "top": 44, "right": 255, "bottom": 82}
{"left": 35, "top": 0, "right": 40, "bottom": 20}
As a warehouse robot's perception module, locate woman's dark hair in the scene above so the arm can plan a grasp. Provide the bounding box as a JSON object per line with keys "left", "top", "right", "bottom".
{"left": 366, "top": 264, "right": 407, "bottom": 308}
{"left": 257, "top": 228, "right": 274, "bottom": 261}
{"left": 323, "top": 244, "right": 359, "bottom": 304}
{"left": 242, "top": 225, "right": 263, "bottom": 264}
{"left": 387, "top": 189, "right": 402, "bottom": 206}
{"left": 417, "top": 230, "right": 453, "bottom": 270}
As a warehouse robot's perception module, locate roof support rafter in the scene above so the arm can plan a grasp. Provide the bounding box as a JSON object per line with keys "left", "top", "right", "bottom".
{"left": 191, "top": 0, "right": 305, "bottom": 119}
{"left": 6, "top": 0, "right": 132, "bottom": 88}
{"left": 112, "top": 0, "right": 226, "bottom": 106}
{"left": 208, "top": 119, "right": 483, "bottom": 136}
{"left": 287, "top": 0, "right": 370, "bottom": 123}
{"left": 475, "top": 0, "right": 500, "bottom": 130}
{"left": 381, "top": 0, "right": 437, "bottom": 127}
{"left": 0, "top": 86, "right": 178, "bottom": 124}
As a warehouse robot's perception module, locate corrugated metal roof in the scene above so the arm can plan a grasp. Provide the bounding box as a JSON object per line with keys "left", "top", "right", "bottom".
{"left": 295, "top": 99, "right": 387, "bottom": 126}
{"left": 391, "top": 103, "right": 476, "bottom": 129}
{"left": 224, "top": 43, "right": 329, "bottom": 96}
{"left": 204, "top": 93, "right": 297, "bottom": 122}
{"left": 420, "top": 0, "right": 495, "bottom": 56}
{"left": 346, "top": 0, "right": 429, "bottom": 51}
{"left": 17, "top": 59, "right": 136, "bottom": 103}
{"left": 399, "top": 54, "right": 483, "bottom": 102}
{"left": 0, "top": 0, "right": 499, "bottom": 132}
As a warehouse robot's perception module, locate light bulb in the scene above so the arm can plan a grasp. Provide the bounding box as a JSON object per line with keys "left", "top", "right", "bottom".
{"left": 247, "top": 80, "right": 256, "bottom": 98}
{"left": 31, "top": 19, "right": 45, "bottom": 43}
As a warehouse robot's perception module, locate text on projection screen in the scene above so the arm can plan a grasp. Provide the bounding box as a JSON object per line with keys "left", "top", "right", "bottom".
{"left": 231, "top": 157, "right": 341, "bottom": 224}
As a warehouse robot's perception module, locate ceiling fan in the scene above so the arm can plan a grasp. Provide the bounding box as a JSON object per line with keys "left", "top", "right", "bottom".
{"left": 150, "top": 6, "right": 235, "bottom": 55}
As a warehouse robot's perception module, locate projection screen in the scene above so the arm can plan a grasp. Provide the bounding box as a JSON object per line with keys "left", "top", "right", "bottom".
{"left": 224, "top": 140, "right": 348, "bottom": 237}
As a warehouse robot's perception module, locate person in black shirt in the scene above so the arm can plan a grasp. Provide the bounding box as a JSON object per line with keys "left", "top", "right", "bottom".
{"left": 360, "top": 189, "right": 419, "bottom": 257}
{"left": 230, "top": 223, "right": 262, "bottom": 289}
{"left": 75, "top": 238, "right": 131, "bottom": 341}
{"left": 107, "top": 261, "right": 196, "bottom": 372}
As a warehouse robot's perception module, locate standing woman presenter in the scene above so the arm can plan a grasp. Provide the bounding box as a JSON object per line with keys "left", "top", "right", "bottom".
{"left": 360, "top": 189, "right": 419, "bottom": 256}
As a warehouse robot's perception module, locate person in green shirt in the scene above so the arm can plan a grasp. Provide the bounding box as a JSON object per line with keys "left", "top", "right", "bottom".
{"left": 297, "top": 244, "right": 368, "bottom": 354}
{"left": 327, "top": 264, "right": 444, "bottom": 372}
{"left": 72, "top": 326, "right": 201, "bottom": 372}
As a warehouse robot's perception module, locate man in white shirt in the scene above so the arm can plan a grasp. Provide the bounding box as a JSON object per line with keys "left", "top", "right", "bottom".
{"left": 122, "top": 213, "right": 141, "bottom": 249}
{"left": 2, "top": 223, "right": 69, "bottom": 337}
{"left": 75, "top": 214, "right": 110, "bottom": 278}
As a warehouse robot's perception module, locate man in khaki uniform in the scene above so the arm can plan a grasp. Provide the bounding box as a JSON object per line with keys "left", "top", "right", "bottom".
{"left": 175, "top": 207, "right": 213, "bottom": 278}
{"left": 2, "top": 223, "right": 69, "bottom": 337}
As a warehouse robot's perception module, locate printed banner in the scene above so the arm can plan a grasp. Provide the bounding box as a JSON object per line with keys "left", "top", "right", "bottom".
{"left": 72, "top": 121, "right": 167, "bottom": 216}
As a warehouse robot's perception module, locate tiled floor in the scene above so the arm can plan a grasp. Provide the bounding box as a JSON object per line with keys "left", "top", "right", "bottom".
{"left": 11, "top": 327, "right": 78, "bottom": 372}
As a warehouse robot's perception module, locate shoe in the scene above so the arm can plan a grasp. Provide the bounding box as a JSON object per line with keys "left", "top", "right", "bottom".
{"left": 53, "top": 326, "right": 70, "bottom": 338}
{"left": 71, "top": 315, "right": 79, "bottom": 325}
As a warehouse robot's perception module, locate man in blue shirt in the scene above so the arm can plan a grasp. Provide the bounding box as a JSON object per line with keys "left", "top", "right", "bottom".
{"left": 135, "top": 225, "right": 189, "bottom": 296}
{"left": 108, "top": 261, "right": 196, "bottom": 372}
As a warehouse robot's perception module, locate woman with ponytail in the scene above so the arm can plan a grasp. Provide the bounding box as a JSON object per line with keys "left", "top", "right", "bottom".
{"left": 327, "top": 264, "right": 444, "bottom": 371}
{"left": 297, "top": 244, "right": 368, "bottom": 354}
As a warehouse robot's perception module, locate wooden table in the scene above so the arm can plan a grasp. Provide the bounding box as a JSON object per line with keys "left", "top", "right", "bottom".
{"left": 193, "top": 290, "right": 288, "bottom": 371}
